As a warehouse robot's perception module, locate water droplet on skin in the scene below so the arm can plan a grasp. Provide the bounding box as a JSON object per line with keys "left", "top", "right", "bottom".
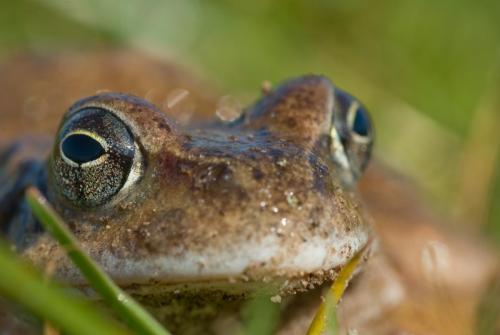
{"left": 276, "top": 158, "right": 288, "bottom": 167}
{"left": 216, "top": 95, "right": 242, "bottom": 122}
{"left": 285, "top": 191, "right": 299, "bottom": 207}
{"left": 222, "top": 171, "right": 232, "bottom": 181}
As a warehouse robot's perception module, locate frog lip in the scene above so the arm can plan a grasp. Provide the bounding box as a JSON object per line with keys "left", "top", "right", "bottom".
{"left": 35, "top": 223, "right": 370, "bottom": 287}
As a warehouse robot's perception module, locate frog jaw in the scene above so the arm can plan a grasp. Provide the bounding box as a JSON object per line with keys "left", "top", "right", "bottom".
{"left": 24, "top": 221, "right": 370, "bottom": 295}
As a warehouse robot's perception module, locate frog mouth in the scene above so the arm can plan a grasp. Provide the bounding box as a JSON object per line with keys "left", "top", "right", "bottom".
{"left": 105, "top": 234, "right": 368, "bottom": 279}
{"left": 24, "top": 225, "right": 371, "bottom": 295}
{"left": 125, "top": 237, "right": 373, "bottom": 297}
{"left": 71, "top": 239, "right": 373, "bottom": 312}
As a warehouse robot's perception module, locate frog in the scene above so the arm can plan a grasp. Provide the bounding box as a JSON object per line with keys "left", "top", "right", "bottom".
{"left": 0, "top": 51, "right": 497, "bottom": 335}
{"left": 0, "top": 52, "right": 374, "bottom": 334}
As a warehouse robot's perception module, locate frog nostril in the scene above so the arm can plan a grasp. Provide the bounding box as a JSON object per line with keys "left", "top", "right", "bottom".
{"left": 61, "top": 133, "right": 106, "bottom": 164}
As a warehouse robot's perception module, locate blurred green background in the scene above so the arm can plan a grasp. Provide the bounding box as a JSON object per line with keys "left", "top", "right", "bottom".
{"left": 0, "top": 0, "right": 499, "bottom": 242}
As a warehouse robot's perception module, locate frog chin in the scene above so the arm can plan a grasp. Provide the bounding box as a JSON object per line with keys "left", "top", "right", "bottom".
{"left": 50, "top": 224, "right": 370, "bottom": 294}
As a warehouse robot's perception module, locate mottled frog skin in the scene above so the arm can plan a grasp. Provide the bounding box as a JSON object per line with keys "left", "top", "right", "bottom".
{"left": 0, "top": 52, "right": 496, "bottom": 335}
{"left": 0, "top": 54, "right": 374, "bottom": 332}
{"left": 6, "top": 77, "right": 372, "bottom": 281}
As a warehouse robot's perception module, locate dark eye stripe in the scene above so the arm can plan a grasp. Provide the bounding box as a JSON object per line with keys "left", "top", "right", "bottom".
{"left": 352, "top": 107, "right": 370, "bottom": 137}
{"left": 61, "top": 133, "right": 105, "bottom": 164}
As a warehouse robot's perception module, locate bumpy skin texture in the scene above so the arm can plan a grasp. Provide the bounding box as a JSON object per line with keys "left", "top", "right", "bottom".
{"left": 0, "top": 51, "right": 497, "bottom": 335}
{"left": 3, "top": 50, "right": 370, "bottom": 332}
{"left": 16, "top": 77, "right": 369, "bottom": 288}
{"left": 0, "top": 52, "right": 372, "bottom": 332}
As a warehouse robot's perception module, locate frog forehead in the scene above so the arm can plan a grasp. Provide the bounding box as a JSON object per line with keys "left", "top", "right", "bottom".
{"left": 32, "top": 75, "right": 372, "bottom": 286}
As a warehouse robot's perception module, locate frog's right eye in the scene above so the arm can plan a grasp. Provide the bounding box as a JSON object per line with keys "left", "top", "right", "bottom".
{"left": 350, "top": 105, "right": 370, "bottom": 138}
{"left": 51, "top": 107, "right": 144, "bottom": 208}
{"left": 329, "top": 89, "right": 374, "bottom": 185}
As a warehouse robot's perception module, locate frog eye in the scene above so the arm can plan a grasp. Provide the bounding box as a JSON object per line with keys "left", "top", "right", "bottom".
{"left": 329, "top": 90, "right": 374, "bottom": 185}
{"left": 350, "top": 105, "right": 370, "bottom": 138}
{"left": 343, "top": 101, "right": 373, "bottom": 177}
{"left": 51, "top": 107, "right": 143, "bottom": 207}
{"left": 61, "top": 132, "right": 106, "bottom": 165}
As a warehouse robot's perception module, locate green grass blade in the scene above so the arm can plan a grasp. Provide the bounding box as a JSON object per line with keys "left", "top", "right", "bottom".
{"left": 26, "top": 187, "right": 171, "bottom": 335}
{"left": 307, "top": 242, "right": 370, "bottom": 335}
{"left": 241, "top": 293, "right": 280, "bottom": 335}
{"left": 0, "top": 240, "right": 128, "bottom": 335}
{"left": 475, "top": 271, "right": 500, "bottom": 335}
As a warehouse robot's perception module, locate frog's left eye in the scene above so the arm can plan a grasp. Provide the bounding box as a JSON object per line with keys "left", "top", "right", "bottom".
{"left": 60, "top": 132, "right": 106, "bottom": 165}
{"left": 51, "top": 107, "right": 143, "bottom": 207}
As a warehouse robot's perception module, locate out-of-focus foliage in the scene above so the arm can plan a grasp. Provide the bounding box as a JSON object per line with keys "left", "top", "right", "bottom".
{"left": 0, "top": 0, "right": 498, "bottom": 241}
{"left": 475, "top": 272, "right": 500, "bottom": 335}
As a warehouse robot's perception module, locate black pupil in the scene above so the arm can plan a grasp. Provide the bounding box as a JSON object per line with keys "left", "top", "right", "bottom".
{"left": 61, "top": 134, "right": 105, "bottom": 164}
{"left": 352, "top": 107, "right": 370, "bottom": 136}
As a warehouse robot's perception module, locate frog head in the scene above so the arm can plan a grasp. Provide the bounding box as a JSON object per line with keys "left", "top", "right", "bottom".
{"left": 23, "top": 75, "right": 374, "bottom": 299}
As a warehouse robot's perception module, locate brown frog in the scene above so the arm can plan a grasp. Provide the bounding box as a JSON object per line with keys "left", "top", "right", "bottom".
{"left": 1, "top": 52, "right": 373, "bottom": 333}
{"left": 0, "top": 51, "right": 497, "bottom": 335}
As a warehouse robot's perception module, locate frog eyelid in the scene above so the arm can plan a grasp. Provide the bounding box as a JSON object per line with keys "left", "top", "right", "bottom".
{"left": 73, "top": 103, "right": 143, "bottom": 142}
{"left": 120, "top": 140, "right": 144, "bottom": 194}
{"left": 60, "top": 129, "right": 109, "bottom": 168}
{"left": 329, "top": 124, "right": 351, "bottom": 172}
{"left": 347, "top": 102, "right": 372, "bottom": 143}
